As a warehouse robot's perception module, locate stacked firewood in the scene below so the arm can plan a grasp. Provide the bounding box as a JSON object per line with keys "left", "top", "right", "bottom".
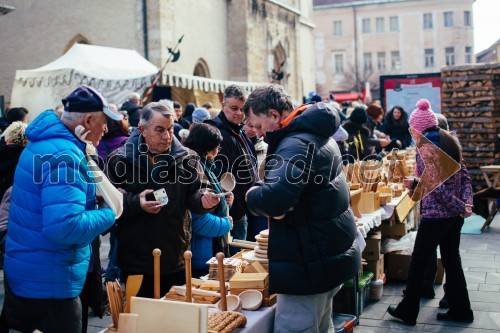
{"left": 441, "top": 63, "right": 500, "bottom": 190}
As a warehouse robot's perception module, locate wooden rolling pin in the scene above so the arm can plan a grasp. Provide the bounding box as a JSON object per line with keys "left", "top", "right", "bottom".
{"left": 184, "top": 251, "right": 193, "bottom": 303}
{"left": 153, "top": 248, "right": 161, "bottom": 299}
{"left": 216, "top": 252, "right": 227, "bottom": 311}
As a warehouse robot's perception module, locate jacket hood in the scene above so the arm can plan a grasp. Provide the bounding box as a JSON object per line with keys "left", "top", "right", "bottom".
{"left": 25, "top": 110, "right": 86, "bottom": 151}
{"left": 119, "top": 128, "right": 189, "bottom": 165}
{"left": 267, "top": 102, "right": 340, "bottom": 145}
{"left": 287, "top": 102, "right": 339, "bottom": 138}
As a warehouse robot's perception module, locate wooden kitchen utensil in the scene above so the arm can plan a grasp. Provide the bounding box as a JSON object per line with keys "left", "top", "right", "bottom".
{"left": 216, "top": 252, "right": 227, "bottom": 311}
{"left": 106, "top": 280, "right": 122, "bottom": 330}
{"left": 153, "top": 248, "right": 161, "bottom": 299}
{"left": 125, "top": 275, "right": 143, "bottom": 313}
{"left": 184, "top": 250, "right": 193, "bottom": 303}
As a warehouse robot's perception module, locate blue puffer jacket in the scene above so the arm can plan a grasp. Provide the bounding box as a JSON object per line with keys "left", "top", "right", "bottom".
{"left": 4, "top": 111, "right": 115, "bottom": 299}
{"left": 191, "top": 158, "right": 231, "bottom": 270}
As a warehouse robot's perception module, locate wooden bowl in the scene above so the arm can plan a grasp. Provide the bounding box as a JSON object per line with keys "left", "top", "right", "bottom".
{"left": 217, "top": 294, "right": 242, "bottom": 312}
{"left": 239, "top": 290, "right": 263, "bottom": 311}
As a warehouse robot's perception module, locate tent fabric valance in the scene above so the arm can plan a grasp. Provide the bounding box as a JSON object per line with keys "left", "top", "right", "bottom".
{"left": 14, "top": 69, "right": 153, "bottom": 91}
{"left": 162, "top": 72, "right": 266, "bottom": 94}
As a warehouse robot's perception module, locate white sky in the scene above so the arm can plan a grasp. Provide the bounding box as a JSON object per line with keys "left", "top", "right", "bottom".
{"left": 473, "top": 0, "right": 500, "bottom": 53}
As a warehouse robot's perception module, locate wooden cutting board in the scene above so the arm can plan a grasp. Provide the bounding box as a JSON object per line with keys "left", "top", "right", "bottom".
{"left": 130, "top": 297, "right": 208, "bottom": 333}
{"left": 229, "top": 273, "right": 269, "bottom": 289}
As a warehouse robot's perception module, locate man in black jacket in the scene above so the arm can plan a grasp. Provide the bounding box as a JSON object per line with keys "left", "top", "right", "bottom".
{"left": 105, "top": 102, "right": 219, "bottom": 297}
{"left": 120, "top": 92, "right": 142, "bottom": 127}
{"left": 244, "top": 84, "right": 361, "bottom": 332}
{"left": 209, "top": 85, "right": 258, "bottom": 250}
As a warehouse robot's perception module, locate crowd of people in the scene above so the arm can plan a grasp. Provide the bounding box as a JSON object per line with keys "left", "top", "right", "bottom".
{"left": 0, "top": 83, "right": 478, "bottom": 332}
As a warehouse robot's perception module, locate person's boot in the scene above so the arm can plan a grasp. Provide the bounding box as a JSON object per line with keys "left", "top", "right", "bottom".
{"left": 439, "top": 294, "right": 449, "bottom": 308}
{"left": 420, "top": 281, "right": 436, "bottom": 299}
{"left": 387, "top": 304, "right": 417, "bottom": 326}
{"left": 437, "top": 309, "right": 474, "bottom": 323}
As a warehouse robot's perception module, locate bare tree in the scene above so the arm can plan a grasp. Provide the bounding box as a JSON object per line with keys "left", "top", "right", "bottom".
{"left": 341, "top": 63, "right": 380, "bottom": 92}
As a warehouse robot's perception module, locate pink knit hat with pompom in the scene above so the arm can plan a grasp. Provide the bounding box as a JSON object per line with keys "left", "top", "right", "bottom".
{"left": 409, "top": 99, "right": 438, "bottom": 133}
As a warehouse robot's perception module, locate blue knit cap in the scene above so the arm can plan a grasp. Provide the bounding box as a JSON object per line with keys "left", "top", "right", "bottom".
{"left": 192, "top": 107, "right": 211, "bottom": 123}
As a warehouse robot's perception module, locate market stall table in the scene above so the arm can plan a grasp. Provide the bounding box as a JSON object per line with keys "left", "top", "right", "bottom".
{"left": 480, "top": 165, "right": 500, "bottom": 188}
{"left": 98, "top": 305, "right": 276, "bottom": 333}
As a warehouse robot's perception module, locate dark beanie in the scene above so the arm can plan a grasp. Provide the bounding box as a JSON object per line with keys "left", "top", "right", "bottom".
{"left": 311, "top": 94, "right": 322, "bottom": 103}
{"left": 350, "top": 107, "right": 368, "bottom": 124}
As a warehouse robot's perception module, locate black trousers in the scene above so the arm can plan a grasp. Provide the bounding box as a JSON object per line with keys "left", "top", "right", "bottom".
{"left": 401, "top": 216, "right": 471, "bottom": 319}
{"left": 3, "top": 279, "right": 82, "bottom": 333}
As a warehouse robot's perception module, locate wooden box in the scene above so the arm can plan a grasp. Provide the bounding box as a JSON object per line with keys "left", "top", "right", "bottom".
{"left": 358, "top": 191, "right": 380, "bottom": 214}
{"left": 230, "top": 287, "right": 269, "bottom": 298}
{"left": 262, "top": 294, "right": 277, "bottom": 307}
{"left": 230, "top": 273, "right": 269, "bottom": 289}
{"left": 244, "top": 261, "right": 267, "bottom": 274}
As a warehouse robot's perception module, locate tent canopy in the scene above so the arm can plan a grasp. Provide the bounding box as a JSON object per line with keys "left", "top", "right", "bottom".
{"left": 11, "top": 44, "right": 159, "bottom": 121}
{"left": 16, "top": 43, "right": 158, "bottom": 80}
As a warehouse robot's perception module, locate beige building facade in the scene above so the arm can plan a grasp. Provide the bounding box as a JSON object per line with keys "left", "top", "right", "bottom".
{"left": 313, "top": 0, "right": 474, "bottom": 96}
{"left": 0, "top": 0, "right": 315, "bottom": 111}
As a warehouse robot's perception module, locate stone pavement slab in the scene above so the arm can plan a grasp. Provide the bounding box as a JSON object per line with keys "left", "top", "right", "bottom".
{"left": 356, "top": 214, "right": 500, "bottom": 332}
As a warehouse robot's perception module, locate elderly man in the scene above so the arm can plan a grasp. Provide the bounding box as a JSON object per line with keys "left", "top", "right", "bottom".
{"left": 210, "top": 85, "right": 258, "bottom": 248}
{"left": 105, "top": 102, "right": 219, "bottom": 298}
{"left": 3, "top": 86, "right": 122, "bottom": 333}
{"left": 121, "top": 92, "right": 142, "bottom": 127}
{"left": 244, "top": 84, "right": 361, "bottom": 333}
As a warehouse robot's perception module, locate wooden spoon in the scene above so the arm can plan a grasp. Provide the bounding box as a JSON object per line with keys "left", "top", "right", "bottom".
{"left": 106, "top": 281, "right": 119, "bottom": 329}
{"left": 184, "top": 250, "right": 193, "bottom": 303}
{"left": 153, "top": 248, "right": 161, "bottom": 299}
{"left": 125, "top": 275, "right": 143, "bottom": 313}
{"left": 216, "top": 252, "right": 227, "bottom": 311}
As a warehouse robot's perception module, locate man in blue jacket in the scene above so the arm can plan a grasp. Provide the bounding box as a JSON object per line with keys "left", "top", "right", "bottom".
{"left": 3, "top": 86, "right": 123, "bottom": 333}
{"left": 244, "top": 84, "right": 361, "bottom": 333}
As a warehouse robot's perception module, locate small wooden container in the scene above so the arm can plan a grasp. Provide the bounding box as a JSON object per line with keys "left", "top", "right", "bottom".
{"left": 379, "top": 193, "right": 392, "bottom": 205}
{"left": 357, "top": 191, "right": 380, "bottom": 214}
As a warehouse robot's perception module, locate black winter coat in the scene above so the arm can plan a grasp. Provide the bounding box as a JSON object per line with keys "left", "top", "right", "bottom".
{"left": 342, "top": 121, "right": 374, "bottom": 162}
{"left": 105, "top": 129, "right": 210, "bottom": 274}
{"left": 209, "top": 112, "right": 258, "bottom": 221}
{"left": 0, "top": 144, "right": 24, "bottom": 200}
{"left": 246, "top": 102, "right": 361, "bottom": 295}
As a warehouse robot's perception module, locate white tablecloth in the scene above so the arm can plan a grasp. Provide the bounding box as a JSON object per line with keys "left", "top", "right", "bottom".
{"left": 235, "top": 305, "right": 276, "bottom": 333}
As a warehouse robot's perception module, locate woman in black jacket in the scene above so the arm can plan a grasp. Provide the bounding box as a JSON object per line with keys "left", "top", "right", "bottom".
{"left": 380, "top": 106, "right": 412, "bottom": 149}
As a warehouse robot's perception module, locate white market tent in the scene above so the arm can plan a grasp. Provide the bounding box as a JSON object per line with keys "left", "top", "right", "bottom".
{"left": 10, "top": 44, "right": 159, "bottom": 121}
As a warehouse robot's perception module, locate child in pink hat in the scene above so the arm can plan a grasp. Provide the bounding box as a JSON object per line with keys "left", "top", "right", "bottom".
{"left": 408, "top": 99, "right": 438, "bottom": 133}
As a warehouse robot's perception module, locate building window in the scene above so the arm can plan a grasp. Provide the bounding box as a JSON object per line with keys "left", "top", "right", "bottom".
{"left": 333, "top": 53, "right": 344, "bottom": 74}
{"left": 464, "top": 11, "right": 471, "bottom": 26}
{"left": 423, "top": 13, "right": 433, "bottom": 29}
{"left": 425, "top": 48, "right": 434, "bottom": 68}
{"left": 333, "top": 21, "right": 342, "bottom": 36}
{"left": 444, "top": 11, "right": 453, "bottom": 27}
{"left": 445, "top": 47, "right": 455, "bottom": 65}
{"left": 364, "top": 52, "right": 372, "bottom": 72}
{"left": 362, "top": 18, "right": 371, "bottom": 33}
{"left": 377, "top": 52, "right": 386, "bottom": 71}
{"left": 389, "top": 16, "right": 399, "bottom": 31}
{"left": 465, "top": 46, "right": 472, "bottom": 64}
{"left": 376, "top": 17, "right": 384, "bottom": 33}
{"left": 391, "top": 51, "right": 400, "bottom": 70}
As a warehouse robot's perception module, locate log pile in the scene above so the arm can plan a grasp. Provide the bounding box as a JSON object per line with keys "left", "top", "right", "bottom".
{"left": 441, "top": 63, "right": 500, "bottom": 190}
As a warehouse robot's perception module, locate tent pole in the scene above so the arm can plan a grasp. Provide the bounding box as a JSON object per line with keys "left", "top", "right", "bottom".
{"left": 142, "top": 0, "right": 149, "bottom": 60}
